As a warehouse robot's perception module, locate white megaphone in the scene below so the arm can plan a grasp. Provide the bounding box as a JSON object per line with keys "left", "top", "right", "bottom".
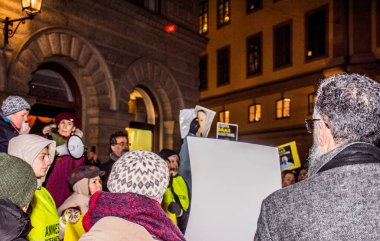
{"left": 56, "top": 135, "right": 84, "bottom": 159}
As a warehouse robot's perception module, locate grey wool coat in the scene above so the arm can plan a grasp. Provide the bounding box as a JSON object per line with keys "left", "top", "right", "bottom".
{"left": 254, "top": 142, "right": 380, "bottom": 241}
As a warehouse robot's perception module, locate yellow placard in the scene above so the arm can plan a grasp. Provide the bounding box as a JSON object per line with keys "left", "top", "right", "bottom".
{"left": 277, "top": 141, "right": 301, "bottom": 171}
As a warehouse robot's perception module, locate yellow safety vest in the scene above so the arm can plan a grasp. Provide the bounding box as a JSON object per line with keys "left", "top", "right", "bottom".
{"left": 28, "top": 187, "right": 60, "bottom": 241}
{"left": 162, "top": 175, "right": 190, "bottom": 224}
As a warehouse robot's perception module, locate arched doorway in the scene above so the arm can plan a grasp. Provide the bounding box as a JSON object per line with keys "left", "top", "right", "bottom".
{"left": 127, "top": 86, "right": 160, "bottom": 152}
{"left": 27, "top": 62, "right": 81, "bottom": 135}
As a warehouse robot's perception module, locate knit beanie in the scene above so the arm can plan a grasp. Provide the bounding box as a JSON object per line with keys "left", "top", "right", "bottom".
{"left": 158, "top": 149, "right": 180, "bottom": 165}
{"left": 0, "top": 153, "right": 37, "bottom": 208}
{"left": 107, "top": 150, "right": 169, "bottom": 203}
{"left": 55, "top": 112, "right": 81, "bottom": 128}
{"left": 68, "top": 165, "right": 105, "bottom": 188}
{"left": 1, "top": 96, "right": 31, "bottom": 116}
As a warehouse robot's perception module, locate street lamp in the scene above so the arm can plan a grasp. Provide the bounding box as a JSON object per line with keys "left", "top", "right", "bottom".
{"left": 2, "top": 0, "right": 43, "bottom": 45}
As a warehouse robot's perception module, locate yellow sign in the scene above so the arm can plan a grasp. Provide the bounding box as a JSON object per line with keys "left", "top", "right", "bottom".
{"left": 277, "top": 141, "right": 301, "bottom": 171}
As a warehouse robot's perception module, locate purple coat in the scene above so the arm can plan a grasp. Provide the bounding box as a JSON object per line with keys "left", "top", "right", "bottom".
{"left": 45, "top": 154, "right": 85, "bottom": 207}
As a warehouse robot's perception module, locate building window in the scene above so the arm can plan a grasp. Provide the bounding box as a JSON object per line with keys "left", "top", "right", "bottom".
{"left": 217, "top": 46, "right": 230, "bottom": 86}
{"left": 247, "top": 32, "right": 262, "bottom": 76}
{"left": 128, "top": 0, "right": 161, "bottom": 13}
{"left": 247, "top": 0, "right": 262, "bottom": 14}
{"left": 219, "top": 110, "right": 230, "bottom": 123}
{"left": 199, "top": 0, "right": 208, "bottom": 34}
{"left": 308, "top": 93, "right": 315, "bottom": 115}
{"left": 274, "top": 21, "right": 292, "bottom": 68}
{"left": 248, "top": 104, "right": 261, "bottom": 123}
{"left": 306, "top": 5, "right": 328, "bottom": 60}
{"left": 217, "top": 0, "right": 230, "bottom": 28}
{"left": 199, "top": 55, "right": 208, "bottom": 91}
{"left": 276, "top": 98, "right": 291, "bottom": 119}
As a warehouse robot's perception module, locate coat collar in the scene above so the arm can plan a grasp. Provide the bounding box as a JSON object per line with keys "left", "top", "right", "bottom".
{"left": 309, "top": 142, "right": 380, "bottom": 177}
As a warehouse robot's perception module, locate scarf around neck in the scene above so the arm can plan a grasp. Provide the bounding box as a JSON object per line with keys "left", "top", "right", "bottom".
{"left": 83, "top": 191, "right": 185, "bottom": 241}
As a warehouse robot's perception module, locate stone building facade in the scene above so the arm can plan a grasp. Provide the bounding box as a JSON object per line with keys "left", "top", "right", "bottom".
{"left": 0, "top": 0, "right": 207, "bottom": 160}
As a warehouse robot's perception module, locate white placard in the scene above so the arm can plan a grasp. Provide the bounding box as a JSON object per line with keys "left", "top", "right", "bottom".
{"left": 185, "top": 137, "right": 281, "bottom": 241}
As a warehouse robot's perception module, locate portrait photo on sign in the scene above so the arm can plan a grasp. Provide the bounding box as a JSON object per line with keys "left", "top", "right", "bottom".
{"left": 179, "top": 105, "right": 215, "bottom": 139}
{"left": 277, "top": 141, "right": 301, "bottom": 171}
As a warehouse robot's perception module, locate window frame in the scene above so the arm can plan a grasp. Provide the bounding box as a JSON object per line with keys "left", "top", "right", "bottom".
{"left": 273, "top": 20, "right": 292, "bottom": 70}
{"left": 246, "top": 32, "right": 263, "bottom": 77}
{"left": 217, "top": 0, "right": 231, "bottom": 28}
{"left": 199, "top": 0, "right": 209, "bottom": 34}
{"left": 217, "top": 45, "right": 230, "bottom": 87}
{"left": 218, "top": 110, "right": 230, "bottom": 123}
{"left": 248, "top": 103, "right": 262, "bottom": 123}
{"left": 247, "top": 0, "right": 263, "bottom": 14}
{"left": 305, "top": 5, "right": 329, "bottom": 62}
{"left": 275, "top": 97, "right": 291, "bottom": 120}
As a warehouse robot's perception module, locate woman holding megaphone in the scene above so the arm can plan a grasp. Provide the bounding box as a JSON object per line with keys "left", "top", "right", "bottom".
{"left": 44, "top": 112, "right": 85, "bottom": 207}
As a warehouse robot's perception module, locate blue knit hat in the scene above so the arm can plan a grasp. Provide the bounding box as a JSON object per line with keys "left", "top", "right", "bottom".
{"left": 1, "top": 96, "right": 31, "bottom": 116}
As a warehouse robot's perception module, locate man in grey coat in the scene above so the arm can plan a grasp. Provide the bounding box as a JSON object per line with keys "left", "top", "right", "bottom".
{"left": 254, "top": 73, "right": 380, "bottom": 241}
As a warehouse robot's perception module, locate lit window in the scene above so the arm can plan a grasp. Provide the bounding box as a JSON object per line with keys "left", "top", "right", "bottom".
{"left": 306, "top": 5, "right": 328, "bottom": 60}
{"left": 199, "top": 0, "right": 208, "bottom": 34}
{"left": 308, "top": 93, "right": 315, "bottom": 115}
{"left": 249, "top": 104, "right": 261, "bottom": 123}
{"left": 276, "top": 98, "right": 291, "bottom": 119}
{"left": 217, "top": 0, "right": 230, "bottom": 28}
{"left": 219, "top": 110, "right": 230, "bottom": 123}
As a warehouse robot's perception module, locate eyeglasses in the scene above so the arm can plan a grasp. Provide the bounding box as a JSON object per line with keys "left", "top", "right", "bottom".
{"left": 115, "top": 142, "right": 130, "bottom": 147}
{"left": 304, "top": 119, "right": 322, "bottom": 134}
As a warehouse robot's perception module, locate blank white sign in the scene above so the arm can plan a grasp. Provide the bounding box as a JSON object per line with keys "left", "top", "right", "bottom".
{"left": 185, "top": 137, "right": 281, "bottom": 241}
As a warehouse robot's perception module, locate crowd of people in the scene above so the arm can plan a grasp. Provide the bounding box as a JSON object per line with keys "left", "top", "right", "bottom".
{"left": 0, "top": 95, "right": 189, "bottom": 241}
{"left": 281, "top": 166, "right": 308, "bottom": 188}
{"left": 1, "top": 73, "right": 380, "bottom": 240}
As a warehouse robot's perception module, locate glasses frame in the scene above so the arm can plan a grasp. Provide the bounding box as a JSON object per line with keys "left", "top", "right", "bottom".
{"left": 305, "top": 118, "right": 320, "bottom": 134}
{"left": 115, "top": 142, "right": 130, "bottom": 147}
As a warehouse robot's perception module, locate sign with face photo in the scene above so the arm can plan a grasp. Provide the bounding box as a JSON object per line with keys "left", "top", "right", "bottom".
{"left": 277, "top": 141, "right": 301, "bottom": 171}
{"left": 179, "top": 105, "right": 216, "bottom": 139}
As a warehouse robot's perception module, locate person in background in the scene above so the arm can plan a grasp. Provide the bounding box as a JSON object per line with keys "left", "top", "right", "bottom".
{"left": 159, "top": 149, "right": 190, "bottom": 234}
{"left": 44, "top": 112, "right": 85, "bottom": 207}
{"left": 281, "top": 170, "right": 296, "bottom": 188}
{"left": 8, "top": 134, "right": 60, "bottom": 241}
{"left": 82, "top": 151, "right": 185, "bottom": 241}
{"left": 58, "top": 165, "right": 104, "bottom": 240}
{"left": 99, "top": 131, "right": 129, "bottom": 191}
{"left": 0, "top": 153, "right": 37, "bottom": 241}
{"left": 0, "top": 95, "right": 31, "bottom": 152}
{"left": 255, "top": 73, "right": 380, "bottom": 240}
{"left": 297, "top": 167, "right": 308, "bottom": 182}
{"left": 85, "top": 146, "right": 100, "bottom": 166}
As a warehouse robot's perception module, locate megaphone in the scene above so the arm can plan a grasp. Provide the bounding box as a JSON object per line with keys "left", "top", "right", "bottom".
{"left": 56, "top": 135, "right": 84, "bottom": 159}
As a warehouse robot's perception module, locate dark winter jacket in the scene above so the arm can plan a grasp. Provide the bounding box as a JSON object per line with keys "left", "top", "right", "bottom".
{"left": 255, "top": 142, "right": 380, "bottom": 241}
{"left": 0, "top": 115, "right": 18, "bottom": 153}
{"left": 0, "top": 199, "right": 32, "bottom": 241}
{"left": 99, "top": 153, "right": 118, "bottom": 192}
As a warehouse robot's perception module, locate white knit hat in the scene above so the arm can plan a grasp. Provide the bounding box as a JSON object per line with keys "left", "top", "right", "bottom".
{"left": 107, "top": 150, "right": 169, "bottom": 203}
